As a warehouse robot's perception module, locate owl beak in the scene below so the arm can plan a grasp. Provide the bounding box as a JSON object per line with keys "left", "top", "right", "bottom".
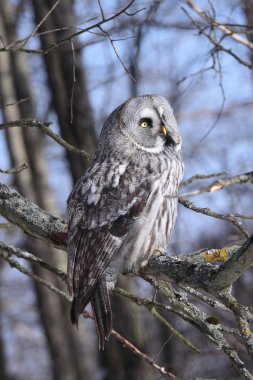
{"left": 161, "top": 124, "right": 168, "bottom": 137}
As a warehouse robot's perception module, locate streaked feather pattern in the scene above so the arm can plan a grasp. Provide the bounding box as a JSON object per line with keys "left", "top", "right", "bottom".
{"left": 67, "top": 94, "right": 183, "bottom": 349}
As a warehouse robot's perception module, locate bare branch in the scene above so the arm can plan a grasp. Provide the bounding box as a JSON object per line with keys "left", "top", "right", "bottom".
{"left": 0, "top": 240, "right": 179, "bottom": 379}
{"left": 110, "top": 329, "right": 180, "bottom": 379}
{"left": 99, "top": 26, "right": 136, "bottom": 81}
{"left": 0, "top": 241, "right": 67, "bottom": 281}
{"left": 179, "top": 171, "right": 253, "bottom": 197}
{"left": 0, "top": 183, "right": 67, "bottom": 248}
{"left": 0, "top": 249, "right": 70, "bottom": 302}
{"left": 1, "top": 183, "right": 253, "bottom": 378}
{"left": 0, "top": 119, "right": 91, "bottom": 159}
{"left": 6, "top": 0, "right": 60, "bottom": 50}
{"left": 1, "top": 183, "right": 252, "bottom": 289}
{"left": 0, "top": 163, "right": 28, "bottom": 174}
{"left": 0, "top": 97, "right": 31, "bottom": 109}
{"left": 0, "top": 1, "right": 140, "bottom": 54}
{"left": 186, "top": 0, "right": 253, "bottom": 50}
{"left": 70, "top": 39, "right": 76, "bottom": 124}
{"left": 180, "top": 171, "right": 228, "bottom": 188}
{"left": 179, "top": 198, "right": 250, "bottom": 238}
{"left": 114, "top": 287, "right": 199, "bottom": 353}
{"left": 182, "top": 7, "right": 253, "bottom": 70}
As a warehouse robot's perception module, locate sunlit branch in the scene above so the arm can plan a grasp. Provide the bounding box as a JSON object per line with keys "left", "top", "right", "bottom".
{"left": 179, "top": 171, "right": 253, "bottom": 197}
{"left": 180, "top": 171, "right": 227, "bottom": 188}
{"left": 182, "top": 7, "right": 253, "bottom": 70}
{"left": 186, "top": 0, "right": 253, "bottom": 50}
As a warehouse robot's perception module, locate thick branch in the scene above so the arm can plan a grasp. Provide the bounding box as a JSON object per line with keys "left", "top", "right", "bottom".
{"left": 0, "top": 183, "right": 67, "bottom": 248}
{"left": 140, "top": 239, "right": 253, "bottom": 292}
{"left": 212, "top": 237, "right": 253, "bottom": 289}
{"left": 1, "top": 184, "right": 253, "bottom": 379}
{"left": 1, "top": 183, "right": 252, "bottom": 291}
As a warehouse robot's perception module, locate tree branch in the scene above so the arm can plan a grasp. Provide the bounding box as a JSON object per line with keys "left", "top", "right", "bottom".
{"left": 179, "top": 198, "right": 250, "bottom": 238}
{"left": 1, "top": 183, "right": 252, "bottom": 290}
{"left": 186, "top": 0, "right": 253, "bottom": 50}
{"left": 140, "top": 238, "right": 253, "bottom": 292}
{"left": 0, "top": 183, "right": 67, "bottom": 248}
{"left": 179, "top": 171, "right": 253, "bottom": 197}
{"left": 0, "top": 119, "right": 91, "bottom": 159}
{"left": 1, "top": 182, "right": 253, "bottom": 378}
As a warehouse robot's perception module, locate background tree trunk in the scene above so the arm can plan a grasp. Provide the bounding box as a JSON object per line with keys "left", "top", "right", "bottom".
{"left": 0, "top": 1, "right": 95, "bottom": 378}
{"left": 31, "top": 0, "right": 97, "bottom": 182}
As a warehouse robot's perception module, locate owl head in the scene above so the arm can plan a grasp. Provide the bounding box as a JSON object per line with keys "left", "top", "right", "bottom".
{"left": 98, "top": 94, "right": 182, "bottom": 156}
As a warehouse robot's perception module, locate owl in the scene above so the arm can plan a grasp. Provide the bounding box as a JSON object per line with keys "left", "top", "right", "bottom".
{"left": 67, "top": 94, "right": 183, "bottom": 349}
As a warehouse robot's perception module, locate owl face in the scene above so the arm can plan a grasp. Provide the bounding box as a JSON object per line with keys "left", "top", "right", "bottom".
{"left": 98, "top": 94, "right": 182, "bottom": 158}
{"left": 119, "top": 94, "right": 182, "bottom": 153}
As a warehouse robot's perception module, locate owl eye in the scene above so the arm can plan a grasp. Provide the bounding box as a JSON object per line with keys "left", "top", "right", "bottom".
{"left": 140, "top": 118, "right": 152, "bottom": 128}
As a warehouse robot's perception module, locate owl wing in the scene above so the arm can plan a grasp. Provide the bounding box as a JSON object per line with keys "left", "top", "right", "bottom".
{"left": 67, "top": 160, "right": 152, "bottom": 305}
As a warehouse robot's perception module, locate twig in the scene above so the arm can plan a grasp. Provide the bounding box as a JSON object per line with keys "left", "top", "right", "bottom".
{"left": 111, "top": 330, "right": 180, "bottom": 379}
{"left": 186, "top": 0, "right": 253, "bottom": 50}
{"left": 149, "top": 279, "right": 253, "bottom": 380}
{"left": 113, "top": 287, "right": 199, "bottom": 352}
{"left": 198, "top": 41, "right": 226, "bottom": 143}
{"left": 179, "top": 198, "right": 250, "bottom": 237}
{"left": 0, "top": 163, "right": 28, "bottom": 174}
{"left": 99, "top": 26, "right": 135, "bottom": 81}
{"left": 113, "top": 287, "right": 200, "bottom": 328}
{"left": 0, "top": 1, "right": 141, "bottom": 54}
{"left": 0, "top": 222, "right": 13, "bottom": 229}
{"left": 179, "top": 171, "right": 253, "bottom": 197}
{"left": 0, "top": 241, "right": 67, "bottom": 282}
{"left": 6, "top": 0, "right": 60, "bottom": 50}
{"left": 182, "top": 7, "right": 253, "bottom": 70}
{"left": 0, "top": 245, "right": 179, "bottom": 379}
{"left": 228, "top": 213, "right": 253, "bottom": 220}
{"left": 70, "top": 39, "right": 76, "bottom": 124}
{"left": 0, "top": 119, "right": 90, "bottom": 159}
{"left": 0, "top": 251, "right": 70, "bottom": 302}
{"left": 148, "top": 307, "right": 199, "bottom": 352}
{"left": 0, "top": 97, "right": 31, "bottom": 109}
{"left": 98, "top": 0, "right": 105, "bottom": 21}
{"left": 179, "top": 285, "right": 230, "bottom": 312}
{"left": 180, "top": 171, "right": 227, "bottom": 188}
{"left": 219, "top": 289, "right": 253, "bottom": 362}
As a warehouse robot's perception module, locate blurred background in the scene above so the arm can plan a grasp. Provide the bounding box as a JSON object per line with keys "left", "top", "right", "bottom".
{"left": 0, "top": 0, "right": 253, "bottom": 379}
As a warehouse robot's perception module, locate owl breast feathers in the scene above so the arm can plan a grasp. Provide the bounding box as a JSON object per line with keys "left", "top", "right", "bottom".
{"left": 67, "top": 94, "right": 183, "bottom": 349}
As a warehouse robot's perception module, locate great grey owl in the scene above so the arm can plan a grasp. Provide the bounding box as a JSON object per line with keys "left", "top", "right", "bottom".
{"left": 67, "top": 94, "right": 183, "bottom": 349}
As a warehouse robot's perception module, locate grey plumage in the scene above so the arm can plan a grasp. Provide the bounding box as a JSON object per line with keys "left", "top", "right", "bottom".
{"left": 67, "top": 94, "right": 183, "bottom": 349}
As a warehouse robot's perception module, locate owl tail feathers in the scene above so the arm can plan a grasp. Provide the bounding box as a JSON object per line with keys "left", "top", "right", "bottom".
{"left": 91, "top": 277, "right": 112, "bottom": 350}
{"left": 70, "top": 277, "right": 112, "bottom": 350}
